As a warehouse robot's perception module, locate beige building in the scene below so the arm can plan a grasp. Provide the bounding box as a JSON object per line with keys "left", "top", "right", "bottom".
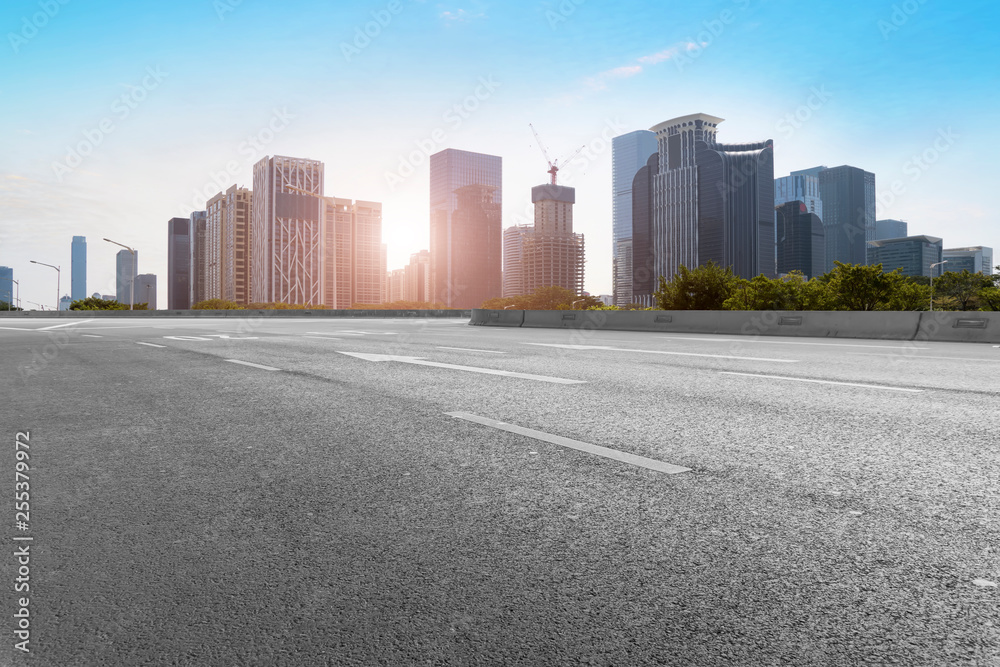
{"left": 322, "top": 198, "right": 384, "bottom": 308}
{"left": 502, "top": 225, "right": 532, "bottom": 297}
{"left": 520, "top": 185, "right": 585, "bottom": 295}
{"left": 205, "top": 192, "right": 225, "bottom": 300}
{"left": 204, "top": 185, "right": 253, "bottom": 304}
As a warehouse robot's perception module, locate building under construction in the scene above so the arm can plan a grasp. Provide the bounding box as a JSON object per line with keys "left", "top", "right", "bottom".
{"left": 521, "top": 184, "right": 585, "bottom": 295}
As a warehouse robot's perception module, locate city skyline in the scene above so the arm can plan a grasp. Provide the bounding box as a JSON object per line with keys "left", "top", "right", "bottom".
{"left": 2, "top": 0, "right": 998, "bottom": 309}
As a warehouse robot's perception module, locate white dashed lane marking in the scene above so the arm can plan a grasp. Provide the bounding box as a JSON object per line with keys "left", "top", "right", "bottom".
{"left": 224, "top": 359, "right": 281, "bottom": 371}
{"left": 720, "top": 371, "right": 924, "bottom": 393}
{"left": 136, "top": 342, "right": 166, "bottom": 348}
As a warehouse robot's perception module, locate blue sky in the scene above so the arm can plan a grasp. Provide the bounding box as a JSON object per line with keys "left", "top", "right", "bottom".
{"left": 1, "top": 0, "right": 997, "bottom": 308}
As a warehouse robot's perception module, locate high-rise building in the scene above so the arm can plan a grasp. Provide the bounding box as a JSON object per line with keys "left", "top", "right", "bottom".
{"left": 135, "top": 274, "right": 157, "bottom": 310}
{"left": 612, "top": 130, "right": 658, "bottom": 306}
{"left": 189, "top": 210, "right": 208, "bottom": 306}
{"left": 522, "top": 184, "right": 585, "bottom": 295}
{"left": 943, "top": 246, "right": 993, "bottom": 275}
{"left": 430, "top": 149, "right": 502, "bottom": 308}
{"left": 817, "top": 165, "right": 876, "bottom": 270}
{"left": 322, "top": 198, "right": 384, "bottom": 308}
{"left": 775, "top": 171, "right": 823, "bottom": 220}
{"left": 875, "top": 219, "right": 908, "bottom": 241}
{"left": 650, "top": 114, "right": 775, "bottom": 283}
{"left": 167, "top": 217, "right": 192, "bottom": 309}
{"left": 387, "top": 269, "right": 405, "bottom": 303}
{"left": 0, "top": 266, "right": 14, "bottom": 307}
{"left": 502, "top": 225, "right": 533, "bottom": 298}
{"left": 115, "top": 249, "right": 138, "bottom": 306}
{"left": 867, "top": 235, "right": 943, "bottom": 277}
{"left": 205, "top": 192, "right": 225, "bottom": 301}
{"left": 630, "top": 153, "right": 659, "bottom": 305}
{"left": 251, "top": 156, "right": 325, "bottom": 305}
{"left": 776, "top": 201, "right": 826, "bottom": 279}
{"left": 223, "top": 186, "right": 253, "bottom": 304}
{"left": 71, "top": 236, "right": 87, "bottom": 302}
{"left": 404, "top": 250, "right": 431, "bottom": 302}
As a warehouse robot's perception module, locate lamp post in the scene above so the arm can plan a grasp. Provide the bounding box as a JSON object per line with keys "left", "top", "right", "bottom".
{"left": 103, "top": 238, "right": 136, "bottom": 310}
{"left": 29, "top": 260, "right": 60, "bottom": 311}
{"left": 930, "top": 260, "right": 948, "bottom": 311}
{"left": 0, "top": 277, "right": 17, "bottom": 310}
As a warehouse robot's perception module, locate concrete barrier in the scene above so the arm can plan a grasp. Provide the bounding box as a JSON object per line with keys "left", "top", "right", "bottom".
{"left": 0, "top": 309, "right": 472, "bottom": 319}
{"left": 469, "top": 309, "right": 1000, "bottom": 343}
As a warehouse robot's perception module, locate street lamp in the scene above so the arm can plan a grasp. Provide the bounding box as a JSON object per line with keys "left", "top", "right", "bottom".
{"left": 103, "top": 238, "right": 136, "bottom": 310}
{"left": 0, "top": 277, "right": 17, "bottom": 310}
{"left": 572, "top": 298, "right": 587, "bottom": 310}
{"left": 29, "top": 260, "right": 60, "bottom": 311}
{"left": 930, "top": 260, "right": 948, "bottom": 311}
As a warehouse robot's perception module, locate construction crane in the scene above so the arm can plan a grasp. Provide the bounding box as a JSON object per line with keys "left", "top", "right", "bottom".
{"left": 529, "top": 123, "right": 586, "bottom": 186}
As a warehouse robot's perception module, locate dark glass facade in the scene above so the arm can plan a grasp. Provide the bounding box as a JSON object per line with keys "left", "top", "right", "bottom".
{"left": 631, "top": 153, "right": 658, "bottom": 301}
{"left": 776, "top": 201, "right": 825, "bottom": 279}
{"left": 167, "top": 217, "right": 191, "bottom": 309}
{"left": 696, "top": 140, "right": 776, "bottom": 279}
{"left": 866, "top": 235, "right": 943, "bottom": 277}
{"left": 71, "top": 236, "right": 86, "bottom": 302}
{"left": 818, "top": 166, "right": 875, "bottom": 270}
{"left": 430, "top": 149, "right": 502, "bottom": 308}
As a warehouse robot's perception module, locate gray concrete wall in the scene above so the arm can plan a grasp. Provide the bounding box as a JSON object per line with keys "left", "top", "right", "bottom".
{"left": 471, "top": 309, "right": 1000, "bottom": 344}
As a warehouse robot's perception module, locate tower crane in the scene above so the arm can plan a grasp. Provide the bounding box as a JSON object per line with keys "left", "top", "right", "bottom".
{"left": 529, "top": 124, "right": 586, "bottom": 186}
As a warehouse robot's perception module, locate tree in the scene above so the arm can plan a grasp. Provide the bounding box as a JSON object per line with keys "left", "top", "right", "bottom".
{"left": 0, "top": 301, "right": 22, "bottom": 311}
{"left": 70, "top": 297, "right": 146, "bottom": 310}
{"left": 723, "top": 272, "right": 818, "bottom": 311}
{"left": 886, "top": 280, "right": 931, "bottom": 311}
{"left": 824, "top": 262, "right": 903, "bottom": 311}
{"left": 480, "top": 286, "right": 596, "bottom": 310}
{"left": 352, "top": 300, "right": 455, "bottom": 310}
{"left": 933, "top": 270, "right": 992, "bottom": 311}
{"left": 655, "top": 262, "right": 738, "bottom": 310}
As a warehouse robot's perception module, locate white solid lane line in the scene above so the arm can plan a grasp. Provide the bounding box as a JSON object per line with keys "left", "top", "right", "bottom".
{"left": 339, "top": 351, "right": 584, "bottom": 385}
{"left": 224, "top": 359, "right": 281, "bottom": 371}
{"left": 437, "top": 347, "right": 507, "bottom": 354}
{"left": 720, "top": 371, "right": 924, "bottom": 393}
{"left": 36, "top": 319, "right": 95, "bottom": 330}
{"left": 136, "top": 342, "right": 166, "bottom": 348}
{"left": 526, "top": 342, "right": 797, "bottom": 364}
{"left": 659, "top": 336, "right": 928, "bottom": 350}
{"left": 446, "top": 412, "right": 691, "bottom": 475}
{"left": 82, "top": 334, "right": 103, "bottom": 338}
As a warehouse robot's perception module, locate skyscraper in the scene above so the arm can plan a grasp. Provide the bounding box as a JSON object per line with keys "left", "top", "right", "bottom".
{"left": 167, "top": 217, "right": 192, "bottom": 309}
{"left": 522, "top": 184, "right": 585, "bottom": 295}
{"left": 429, "top": 149, "right": 502, "bottom": 308}
{"left": 321, "top": 197, "right": 384, "bottom": 308}
{"left": 71, "top": 236, "right": 87, "bottom": 302}
{"left": 205, "top": 191, "right": 226, "bottom": 301}
{"left": 223, "top": 186, "right": 253, "bottom": 304}
{"left": 189, "top": 210, "right": 207, "bottom": 306}
{"left": 502, "top": 225, "right": 533, "bottom": 298}
{"left": 867, "top": 235, "right": 943, "bottom": 277}
{"left": 630, "top": 153, "right": 659, "bottom": 305}
{"left": 251, "top": 156, "right": 325, "bottom": 305}
{"left": 774, "top": 171, "right": 823, "bottom": 219}
{"left": 776, "top": 201, "right": 826, "bottom": 279}
{"left": 875, "top": 219, "right": 908, "bottom": 240}
{"left": 612, "top": 130, "right": 658, "bottom": 306}
{"left": 816, "top": 165, "right": 876, "bottom": 270}
{"left": 115, "top": 249, "right": 138, "bottom": 306}
{"left": 404, "top": 250, "right": 431, "bottom": 302}
{"left": 135, "top": 274, "right": 157, "bottom": 309}
{"left": 650, "top": 114, "right": 775, "bottom": 282}
{"left": 943, "top": 246, "right": 993, "bottom": 275}
{"left": 0, "top": 266, "right": 14, "bottom": 308}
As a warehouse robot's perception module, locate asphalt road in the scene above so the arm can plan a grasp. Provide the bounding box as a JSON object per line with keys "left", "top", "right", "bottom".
{"left": 1, "top": 316, "right": 998, "bottom": 666}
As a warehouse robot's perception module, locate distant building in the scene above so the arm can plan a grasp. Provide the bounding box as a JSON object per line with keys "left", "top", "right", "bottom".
{"left": 598, "top": 294, "right": 613, "bottom": 306}
{"left": 776, "top": 201, "right": 826, "bottom": 279}
{"left": 251, "top": 156, "right": 325, "bottom": 305}
{"left": 115, "top": 249, "right": 138, "bottom": 307}
{"left": 135, "top": 274, "right": 157, "bottom": 310}
{"left": 775, "top": 171, "right": 823, "bottom": 220}
{"left": 0, "top": 266, "right": 13, "bottom": 307}
{"left": 817, "top": 165, "right": 876, "bottom": 270}
{"left": 59, "top": 295, "right": 72, "bottom": 311}
{"left": 403, "top": 250, "right": 431, "bottom": 303}
{"left": 502, "top": 225, "right": 533, "bottom": 298}
{"left": 875, "top": 219, "right": 908, "bottom": 241}
{"left": 429, "top": 148, "right": 502, "bottom": 308}
{"left": 942, "top": 246, "right": 993, "bottom": 275}
{"left": 630, "top": 153, "right": 659, "bottom": 305}
{"left": 224, "top": 186, "right": 253, "bottom": 304}
{"left": 322, "top": 198, "right": 384, "bottom": 307}
{"left": 522, "top": 184, "right": 585, "bottom": 295}
{"left": 387, "top": 269, "right": 405, "bottom": 303}
{"left": 867, "top": 235, "right": 943, "bottom": 277}
{"left": 612, "top": 130, "right": 658, "bottom": 306}
{"left": 71, "top": 236, "right": 87, "bottom": 302}
{"left": 167, "top": 217, "right": 192, "bottom": 309}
